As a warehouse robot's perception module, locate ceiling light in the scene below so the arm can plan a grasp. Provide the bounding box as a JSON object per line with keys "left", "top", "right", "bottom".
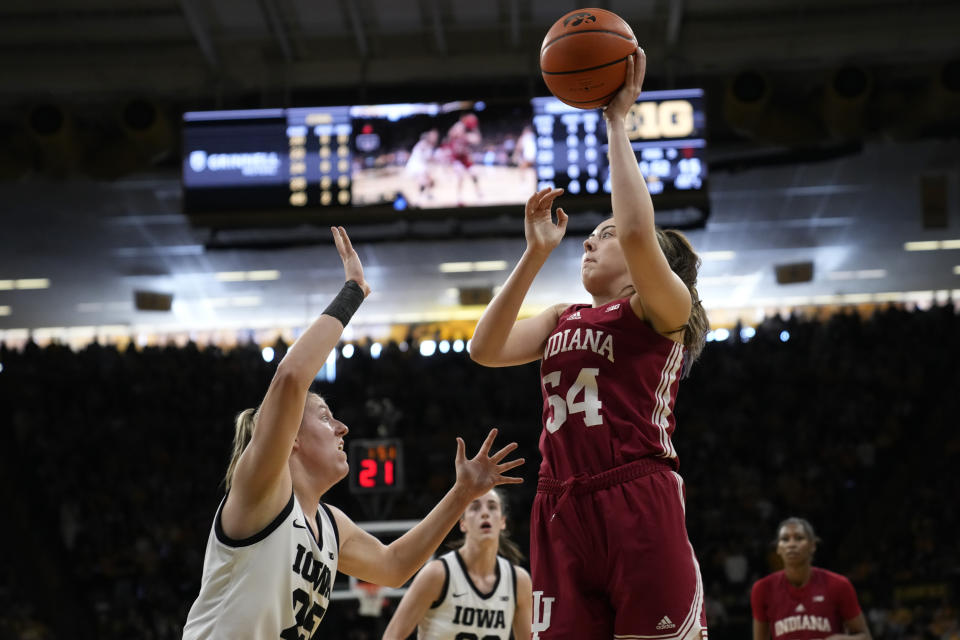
{"left": 439, "top": 261, "right": 508, "bottom": 273}
{"left": 14, "top": 278, "right": 50, "bottom": 289}
{"left": 472, "top": 261, "right": 508, "bottom": 271}
{"left": 439, "top": 262, "right": 473, "bottom": 273}
{"left": 904, "top": 241, "right": 940, "bottom": 251}
{"left": 216, "top": 271, "right": 246, "bottom": 281}
{"left": 247, "top": 270, "right": 280, "bottom": 281}
{"left": 0, "top": 306, "right": 10, "bottom": 316}
{"left": 904, "top": 240, "right": 960, "bottom": 251}
{"left": 700, "top": 251, "right": 736, "bottom": 261}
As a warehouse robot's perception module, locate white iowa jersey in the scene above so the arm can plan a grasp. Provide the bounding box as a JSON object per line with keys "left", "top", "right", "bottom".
{"left": 183, "top": 492, "right": 339, "bottom": 640}
{"left": 417, "top": 550, "right": 516, "bottom": 640}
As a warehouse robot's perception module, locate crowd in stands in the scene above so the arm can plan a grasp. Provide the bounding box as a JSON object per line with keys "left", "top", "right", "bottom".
{"left": 1, "top": 302, "right": 957, "bottom": 639}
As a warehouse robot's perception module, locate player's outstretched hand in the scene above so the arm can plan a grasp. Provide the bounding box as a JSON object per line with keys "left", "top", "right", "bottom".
{"left": 603, "top": 46, "right": 647, "bottom": 122}
{"left": 524, "top": 187, "right": 568, "bottom": 258}
{"left": 454, "top": 429, "right": 524, "bottom": 499}
{"left": 331, "top": 226, "right": 371, "bottom": 297}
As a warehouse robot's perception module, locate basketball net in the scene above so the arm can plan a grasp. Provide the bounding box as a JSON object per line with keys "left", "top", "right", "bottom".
{"left": 355, "top": 581, "right": 385, "bottom": 618}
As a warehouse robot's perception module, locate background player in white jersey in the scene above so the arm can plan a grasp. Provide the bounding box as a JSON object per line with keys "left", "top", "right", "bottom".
{"left": 469, "top": 50, "right": 710, "bottom": 640}
{"left": 381, "top": 488, "right": 532, "bottom": 640}
{"left": 183, "top": 226, "right": 525, "bottom": 640}
{"left": 751, "top": 518, "right": 871, "bottom": 640}
{"left": 405, "top": 128, "right": 439, "bottom": 206}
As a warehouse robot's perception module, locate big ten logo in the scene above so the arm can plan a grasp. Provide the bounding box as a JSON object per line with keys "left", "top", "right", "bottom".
{"left": 624, "top": 100, "right": 694, "bottom": 140}
{"left": 532, "top": 591, "right": 555, "bottom": 640}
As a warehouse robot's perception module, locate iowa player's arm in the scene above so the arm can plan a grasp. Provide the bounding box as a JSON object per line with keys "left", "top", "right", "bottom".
{"left": 512, "top": 566, "right": 533, "bottom": 640}
{"left": 381, "top": 559, "right": 446, "bottom": 640}
{"left": 222, "top": 226, "right": 368, "bottom": 540}
{"left": 330, "top": 430, "right": 523, "bottom": 588}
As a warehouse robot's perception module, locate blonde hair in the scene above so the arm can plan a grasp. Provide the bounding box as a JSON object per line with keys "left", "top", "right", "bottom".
{"left": 225, "top": 407, "right": 258, "bottom": 491}
{"left": 224, "top": 392, "right": 323, "bottom": 491}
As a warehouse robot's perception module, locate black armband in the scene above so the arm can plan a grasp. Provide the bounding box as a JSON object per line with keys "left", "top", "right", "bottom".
{"left": 322, "top": 280, "right": 364, "bottom": 326}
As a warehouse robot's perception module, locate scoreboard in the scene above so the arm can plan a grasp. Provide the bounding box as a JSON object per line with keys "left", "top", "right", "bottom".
{"left": 182, "top": 90, "right": 708, "bottom": 224}
{"left": 531, "top": 88, "right": 706, "bottom": 197}
{"left": 183, "top": 106, "right": 352, "bottom": 212}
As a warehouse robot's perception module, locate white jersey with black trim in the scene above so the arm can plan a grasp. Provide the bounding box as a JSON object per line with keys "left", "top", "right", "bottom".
{"left": 417, "top": 550, "right": 516, "bottom": 640}
{"left": 183, "top": 492, "right": 339, "bottom": 640}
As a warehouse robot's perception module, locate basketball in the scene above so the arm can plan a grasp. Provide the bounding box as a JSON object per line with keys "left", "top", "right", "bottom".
{"left": 540, "top": 8, "right": 638, "bottom": 110}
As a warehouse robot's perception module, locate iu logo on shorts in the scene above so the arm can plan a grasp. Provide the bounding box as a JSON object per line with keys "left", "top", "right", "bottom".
{"left": 532, "top": 591, "right": 555, "bottom": 639}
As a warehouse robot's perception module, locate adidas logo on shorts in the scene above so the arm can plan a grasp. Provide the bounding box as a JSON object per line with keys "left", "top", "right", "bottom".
{"left": 656, "top": 616, "right": 676, "bottom": 630}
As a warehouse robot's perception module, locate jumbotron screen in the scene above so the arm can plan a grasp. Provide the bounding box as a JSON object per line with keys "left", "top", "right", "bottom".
{"left": 181, "top": 90, "right": 706, "bottom": 216}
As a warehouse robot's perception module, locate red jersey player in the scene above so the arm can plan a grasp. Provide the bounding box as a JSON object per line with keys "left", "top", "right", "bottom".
{"left": 469, "top": 48, "right": 710, "bottom": 640}
{"left": 751, "top": 518, "right": 872, "bottom": 640}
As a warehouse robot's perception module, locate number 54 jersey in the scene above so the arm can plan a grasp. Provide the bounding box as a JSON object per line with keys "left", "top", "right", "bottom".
{"left": 538, "top": 298, "right": 686, "bottom": 479}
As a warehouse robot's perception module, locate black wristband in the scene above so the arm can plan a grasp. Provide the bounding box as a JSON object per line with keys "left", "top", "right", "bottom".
{"left": 322, "top": 280, "right": 364, "bottom": 326}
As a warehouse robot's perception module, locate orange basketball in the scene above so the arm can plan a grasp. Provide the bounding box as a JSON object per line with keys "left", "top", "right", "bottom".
{"left": 540, "top": 8, "right": 638, "bottom": 110}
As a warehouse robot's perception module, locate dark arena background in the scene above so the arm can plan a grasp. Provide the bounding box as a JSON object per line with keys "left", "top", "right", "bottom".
{"left": 1, "top": 1, "right": 959, "bottom": 639}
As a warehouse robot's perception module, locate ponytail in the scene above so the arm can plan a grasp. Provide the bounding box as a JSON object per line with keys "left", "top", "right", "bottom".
{"left": 656, "top": 228, "right": 709, "bottom": 374}
{"left": 224, "top": 407, "right": 258, "bottom": 491}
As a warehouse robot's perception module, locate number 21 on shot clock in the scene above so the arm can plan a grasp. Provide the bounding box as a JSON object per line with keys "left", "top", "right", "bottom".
{"left": 348, "top": 438, "right": 404, "bottom": 493}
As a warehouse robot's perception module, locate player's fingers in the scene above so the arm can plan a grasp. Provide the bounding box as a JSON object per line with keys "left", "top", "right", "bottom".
{"left": 338, "top": 226, "right": 355, "bottom": 254}
{"left": 497, "top": 457, "right": 525, "bottom": 472}
{"left": 477, "top": 428, "right": 498, "bottom": 456}
{"left": 331, "top": 226, "right": 345, "bottom": 254}
{"left": 489, "top": 441, "right": 518, "bottom": 463}
{"left": 541, "top": 188, "right": 564, "bottom": 208}
{"left": 495, "top": 474, "right": 524, "bottom": 485}
{"left": 635, "top": 48, "right": 646, "bottom": 86}
{"left": 556, "top": 207, "right": 569, "bottom": 230}
{"left": 456, "top": 437, "right": 466, "bottom": 463}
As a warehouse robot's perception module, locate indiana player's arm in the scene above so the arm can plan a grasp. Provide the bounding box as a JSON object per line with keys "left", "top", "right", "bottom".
{"left": 825, "top": 612, "right": 872, "bottom": 640}
{"left": 470, "top": 187, "right": 568, "bottom": 367}
{"left": 381, "top": 560, "right": 445, "bottom": 640}
{"left": 513, "top": 566, "right": 533, "bottom": 640}
{"left": 750, "top": 579, "right": 770, "bottom": 640}
{"left": 752, "top": 619, "right": 770, "bottom": 640}
{"left": 603, "top": 51, "right": 692, "bottom": 335}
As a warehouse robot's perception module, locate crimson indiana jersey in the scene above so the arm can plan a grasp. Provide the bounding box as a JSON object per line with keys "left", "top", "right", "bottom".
{"left": 751, "top": 568, "right": 862, "bottom": 640}
{"left": 538, "top": 297, "right": 686, "bottom": 479}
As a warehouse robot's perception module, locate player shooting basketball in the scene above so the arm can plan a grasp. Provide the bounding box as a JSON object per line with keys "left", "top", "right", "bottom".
{"left": 469, "top": 48, "right": 710, "bottom": 640}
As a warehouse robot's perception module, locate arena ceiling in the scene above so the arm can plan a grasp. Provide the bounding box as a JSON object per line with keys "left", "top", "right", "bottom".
{"left": 0, "top": 0, "right": 958, "bottom": 342}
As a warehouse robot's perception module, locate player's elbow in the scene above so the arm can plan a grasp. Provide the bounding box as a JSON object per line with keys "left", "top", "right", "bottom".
{"left": 380, "top": 569, "right": 410, "bottom": 590}
{"left": 467, "top": 341, "right": 495, "bottom": 367}
{"left": 273, "top": 349, "right": 322, "bottom": 387}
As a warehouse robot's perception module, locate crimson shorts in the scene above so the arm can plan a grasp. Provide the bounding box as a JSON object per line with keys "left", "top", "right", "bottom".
{"left": 530, "top": 459, "right": 707, "bottom": 640}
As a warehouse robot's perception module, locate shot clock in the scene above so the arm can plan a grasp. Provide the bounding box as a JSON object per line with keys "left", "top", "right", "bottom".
{"left": 348, "top": 438, "right": 404, "bottom": 493}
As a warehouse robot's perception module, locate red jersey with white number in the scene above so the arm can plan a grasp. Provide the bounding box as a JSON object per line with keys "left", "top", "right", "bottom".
{"left": 751, "top": 568, "right": 862, "bottom": 640}
{"left": 538, "top": 298, "right": 685, "bottom": 480}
